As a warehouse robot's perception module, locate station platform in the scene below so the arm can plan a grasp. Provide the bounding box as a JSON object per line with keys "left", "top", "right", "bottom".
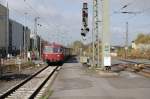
{"left": 48, "top": 58, "right": 150, "bottom": 99}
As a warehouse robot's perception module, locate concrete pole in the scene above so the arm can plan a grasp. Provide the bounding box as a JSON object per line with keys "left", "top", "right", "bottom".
{"left": 102, "top": 0, "right": 111, "bottom": 69}
{"left": 92, "top": 0, "right": 95, "bottom": 67}
{"left": 96, "top": 0, "right": 100, "bottom": 68}
{"left": 125, "top": 22, "right": 128, "bottom": 59}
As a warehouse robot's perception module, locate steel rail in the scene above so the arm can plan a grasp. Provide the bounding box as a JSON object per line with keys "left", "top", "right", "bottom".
{"left": 29, "top": 66, "right": 59, "bottom": 99}
{"left": 0, "top": 65, "right": 49, "bottom": 99}
{"left": 119, "top": 59, "right": 150, "bottom": 77}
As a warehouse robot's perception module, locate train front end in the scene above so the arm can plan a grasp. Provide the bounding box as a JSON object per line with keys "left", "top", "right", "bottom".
{"left": 42, "top": 45, "right": 64, "bottom": 65}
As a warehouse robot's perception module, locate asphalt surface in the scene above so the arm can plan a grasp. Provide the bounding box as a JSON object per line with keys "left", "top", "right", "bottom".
{"left": 49, "top": 58, "right": 150, "bottom": 99}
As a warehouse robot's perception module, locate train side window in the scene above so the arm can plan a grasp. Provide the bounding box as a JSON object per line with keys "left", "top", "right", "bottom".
{"left": 58, "top": 48, "right": 62, "bottom": 53}
{"left": 53, "top": 48, "right": 58, "bottom": 53}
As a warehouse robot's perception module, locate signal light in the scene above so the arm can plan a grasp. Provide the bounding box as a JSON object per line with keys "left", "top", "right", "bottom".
{"left": 83, "top": 2, "right": 88, "bottom": 9}
{"left": 86, "top": 27, "right": 89, "bottom": 32}
{"left": 81, "top": 2, "right": 89, "bottom": 38}
{"left": 81, "top": 28, "right": 86, "bottom": 37}
{"left": 81, "top": 33, "right": 86, "bottom": 37}
{"left": 81, "top": 27, "right": 89, "bottom": 37}
{"left": 82, "top": 9, "right": 88, "bottom": 18}
{"left": 82, "top": 19, "right": 87, "bottom": 27}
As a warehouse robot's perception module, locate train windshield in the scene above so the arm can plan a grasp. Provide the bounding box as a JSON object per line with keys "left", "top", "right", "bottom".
{"left": 53, "top": 48, "right": 63, "bottom": 53}
{"left": 44, "top": 46, "right": 63, "bottom": 53}
{"left": 43, "top": 46, "right": 53, "bottom": 53}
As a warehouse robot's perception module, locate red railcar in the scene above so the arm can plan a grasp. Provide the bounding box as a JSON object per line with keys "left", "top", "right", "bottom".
{"left": 42, "top": 43, "right": 72, "bottom": 65}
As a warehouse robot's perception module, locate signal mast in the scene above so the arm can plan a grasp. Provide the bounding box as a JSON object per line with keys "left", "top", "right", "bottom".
{"left": 81, "top": 0, "right": 89, "bottom": 38}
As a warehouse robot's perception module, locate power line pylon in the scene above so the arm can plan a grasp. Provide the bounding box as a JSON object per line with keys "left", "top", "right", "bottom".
{"left": 92, "top": 0, "right": 100, "bottom": 67}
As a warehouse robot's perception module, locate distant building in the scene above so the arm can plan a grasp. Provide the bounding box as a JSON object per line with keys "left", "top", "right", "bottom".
{"left": 131, "top": 41, "right": 137, "bottom": 49}
{"left": 29, "top": 38, "right": 34, "bottom": 51}
{"left": 9, "top": 19, "right": 24, "bottom": 54}
{"left": 136, "top": 44, "right": 150, "bottom": 51}
{"left": 0, "top": 4, "right": 32, "bottom": 57}
{"left": 37, "top": 35, "right": 41, "bottom": 52}
{"left": 132, "top": 41, "right": 150, "bottom": 51}
{"left": 29, "top": 32, "right": 41, "bottom": 52}
{"left": 9, "top": 19, "right": 31, "bottom": 55}
{"left": 25, "top": 27, "right": 31, "bottom": 52}
{"left": 29, "top": 34, "right": 42, "bottom": 58}
{"left": 0, "top": 4, "right": 9, "bottom": 57}
{"left": 110, "top": 46, "right": 120, "bottom": 57}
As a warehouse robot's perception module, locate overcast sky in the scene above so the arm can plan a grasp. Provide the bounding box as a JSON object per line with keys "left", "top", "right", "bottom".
{"left": 1, "top": 0, "right": 150, "bottom": 46}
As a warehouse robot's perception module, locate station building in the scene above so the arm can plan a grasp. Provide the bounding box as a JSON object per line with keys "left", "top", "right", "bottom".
{"left": 9, "top": 20, "right": 31, "bottom": 55}
{"left": 0, "top": 4, "right": 31, "bottom": 57}
{"left": 0, "top": 4, "right": 8, "bottom": 57}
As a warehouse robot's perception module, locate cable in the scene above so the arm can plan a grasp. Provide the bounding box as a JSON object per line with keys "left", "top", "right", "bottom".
{"left": 24, "top": 0, "right": 67, "bottom": 36}
{"left": 111, "top": 0, "right": 136, "bottom": 16}
{"left": 24, "top": 0, "right": 40, "bottom": 17}
{"left": 120, "top": 0, "right": 136, "bottom": 10}
{"left": 40, "top": 0, "right": 73, "bottom": 41}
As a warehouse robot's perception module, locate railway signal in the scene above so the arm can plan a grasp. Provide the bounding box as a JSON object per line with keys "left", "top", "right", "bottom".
{"left": 81, "top": 1, "right": 89, "bottom": 37}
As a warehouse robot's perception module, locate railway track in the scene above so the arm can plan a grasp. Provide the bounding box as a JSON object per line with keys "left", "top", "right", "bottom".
{"left": 119, "top": 59, "right": 150, "bottom": 77}
{"left": 0, "top": 65, "right": 59, "bottom": 99}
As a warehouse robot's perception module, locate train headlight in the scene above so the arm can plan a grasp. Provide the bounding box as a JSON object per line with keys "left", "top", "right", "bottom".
{"left": 57, "top": 55, "right": 60, "bottom": 57}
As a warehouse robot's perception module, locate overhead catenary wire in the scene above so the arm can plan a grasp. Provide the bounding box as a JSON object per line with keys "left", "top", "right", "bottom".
{"left": 112, "top": 0, "right": 150, "bottom": 24}
{"left": 120, "top": 0, "right": 136, "bottom": 10}
{"left": 25, "top": 0, "right": 70, "bottom": 44}
{"left": 22, "top": 0, "right": 56, "bottom": 32}
{"left": 7, "top": 0, "right": 48, "bottom": 31}
{"left": 41, "top": 0, "right": 73, "bottom": 44}
{"left": 24, "top": 0, "right": 70, "bottom": 40}
{"left": 123, "top": 6, "right": 150, "bottom": 21}
{"left": 110, "top": 0, "right": 150, "bottom": 47}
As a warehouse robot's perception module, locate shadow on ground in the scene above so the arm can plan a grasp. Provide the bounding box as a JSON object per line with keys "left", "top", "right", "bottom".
{"left": 65, "top": 57, "right": 78, "bottom": 63}
{"left": 0, "top": 74, "right": 30, "bottom": 81}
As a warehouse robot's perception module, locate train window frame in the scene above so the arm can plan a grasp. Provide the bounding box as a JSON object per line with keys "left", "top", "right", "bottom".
{"left": 53, "top": 48, "right": 59, "bottom": 53}
{"left": 43, "top": 46, "right": 53, "bottom": 53}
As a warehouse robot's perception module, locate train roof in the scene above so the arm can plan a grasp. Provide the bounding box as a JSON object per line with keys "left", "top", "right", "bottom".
{"left": 44, "top": 42, "right": 64, "bottom": 48}
{"left": 43, "top": 42, "right": 72, "bottom": 49}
